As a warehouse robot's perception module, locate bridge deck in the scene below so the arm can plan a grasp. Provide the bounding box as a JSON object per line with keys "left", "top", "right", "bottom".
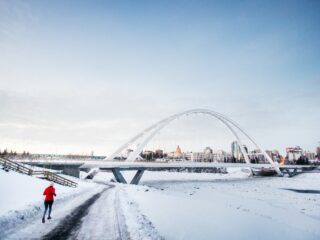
{"left": 79, "top": 161, "right": 319, "bottom": 184}
{"left": 80, "top": 161, "right": 316, "bottom": 171}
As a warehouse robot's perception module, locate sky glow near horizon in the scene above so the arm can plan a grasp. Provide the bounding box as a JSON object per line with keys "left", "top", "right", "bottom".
{"left": 0, "top": 0, "right": 319, "bottom": 156}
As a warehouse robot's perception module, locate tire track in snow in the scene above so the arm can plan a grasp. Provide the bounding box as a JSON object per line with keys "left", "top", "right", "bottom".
{"left": 74, "top": 186, "right": 131, "bottom": 240}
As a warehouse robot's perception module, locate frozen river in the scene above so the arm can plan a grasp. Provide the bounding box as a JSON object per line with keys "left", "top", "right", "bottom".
{"left": 120, "top": 170, "right": 320, "bottom": 239}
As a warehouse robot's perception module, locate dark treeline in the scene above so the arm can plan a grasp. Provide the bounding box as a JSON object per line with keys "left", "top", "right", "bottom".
{"left": 0, "top": 149, "right": 30, "bottom": 157}
{"left": 0, "top": 148, "right": 105, "bottom": 160}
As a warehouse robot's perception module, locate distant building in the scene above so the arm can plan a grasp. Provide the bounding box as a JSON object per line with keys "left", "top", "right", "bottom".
{"left": 231, "top": 141, "right": 245, "bottom": 162}
{"left": 203, "top": 147, "right": 213, "bottom": 154}
{"left": 316, "top": 145, "right": 320, "bottom": 159}
{"left": 303, "top": 151, "right": 315, "bottom": 160}
{"left": 185, "top": 152, "right": 205, "bottom": 162}
{"left": 249, "top": 149, "right": 265, "bottom": 163}
{"left": 265, "top": 150, "right": 281, "bottom": 162}
{"left": 231, "top": 141, "right": 240, "bottom": 160}
{"left": 174, "top": 145, "right": 182, "bottom": 158}
{"left": 183, "top": 147, "right": 218, "bottom": 162}
{"left": 203, "top": 147, "right": 213, "bottom": 162}
{"left": 286, "top": 146, "right": 303, "bottom": 162}
{"left": 167, "top": 145, "right": 183, "bottom": 159}
{"left": 213, "top": 150, "right": 227, "bottom": 162}
{"left": 141, "top": 150, "right": 154, "bottom": 161}
{"left": 154, "top": 149, "right": 164, "bottom": 158}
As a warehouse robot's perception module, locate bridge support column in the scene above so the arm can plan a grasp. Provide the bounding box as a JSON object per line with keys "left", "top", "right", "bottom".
{"left": 291, "top": 168, "right": 298, "bottom": 177}
{"left": 130, "top": 169, "right": 145, "bottom": 185}
{"left": 111, "top": 169, "right": 127, "bottom": 183}
{"left": 281, "top": 168, "right": 298, "bottom": 177}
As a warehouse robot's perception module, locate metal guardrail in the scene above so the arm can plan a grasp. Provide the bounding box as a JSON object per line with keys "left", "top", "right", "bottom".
{"left": 0, "top": 157, "right": 77, "bottom": 187}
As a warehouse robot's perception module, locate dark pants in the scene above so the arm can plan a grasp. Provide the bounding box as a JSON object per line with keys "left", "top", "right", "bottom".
{"left": 43, "top": 200, "right": 54, "bottom": 219}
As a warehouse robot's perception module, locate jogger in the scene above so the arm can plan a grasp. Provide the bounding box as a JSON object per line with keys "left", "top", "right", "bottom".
{"left": 42, "top": 182, "right": 56, "bottom": 223}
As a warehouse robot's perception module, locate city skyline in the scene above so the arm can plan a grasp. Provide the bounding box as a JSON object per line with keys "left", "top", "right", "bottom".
{"left": 0, "top": 141, "right": 318, "bottom": 159}
{"left": 0, "top": 0, "right": 319, "bottom": 155}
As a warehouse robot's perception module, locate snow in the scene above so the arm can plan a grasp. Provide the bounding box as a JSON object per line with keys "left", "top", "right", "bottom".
{"left": 92, "top": 167, "right": 249, "bottom": 184}
{"left": 1, "top": 166, "right": 320, "bottom": 239}
{"left": 0, "top": 169, "right": 96, "bottom": 215}
{"left": 118, "top": 169, "right": 320, "bottom": 240}
{"left": 0, "top": 168, "right": 102, "bottom": 238}
{"left": 118, "top": 187, "right": 164, "bottom": 240}
{"left": 74, "top": 185, "right": 129, "bottom": 240}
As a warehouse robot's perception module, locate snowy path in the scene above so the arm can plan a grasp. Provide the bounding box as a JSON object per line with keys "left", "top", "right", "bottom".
{"left": 74, "top": 185, "right": 130, "bottom": 240}
{"left": 3, "top": 184, "right": 132, "bottom": 240}
{"left": 39, "top": 185, "right": 130, "bottom": 240}
{"left": 41, "top": 188, "right": 108, "bottom": 239}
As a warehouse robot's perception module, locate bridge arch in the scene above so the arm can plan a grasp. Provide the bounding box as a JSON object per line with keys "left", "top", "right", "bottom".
{"left": 107, "top": 109, "right": 282, "bottom": 176}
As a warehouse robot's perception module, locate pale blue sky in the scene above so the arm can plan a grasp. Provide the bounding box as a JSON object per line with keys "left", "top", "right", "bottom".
{"left": 0, "top": 0, "right": 319, "bottom": 155}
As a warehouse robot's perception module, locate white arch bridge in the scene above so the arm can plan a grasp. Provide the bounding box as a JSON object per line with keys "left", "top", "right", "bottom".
{"left": 81, "top": 109, "right": 313, "bottom": 184}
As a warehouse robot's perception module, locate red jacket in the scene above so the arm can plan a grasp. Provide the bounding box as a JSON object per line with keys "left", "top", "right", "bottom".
{"left": 43, "top": 186, "right": 56, "bottom": 201}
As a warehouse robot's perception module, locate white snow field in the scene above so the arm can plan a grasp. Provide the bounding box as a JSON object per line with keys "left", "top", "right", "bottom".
{"left": 118, "top": 169, "right": 320, "bottom": 240}
{"left": 1, "top": 167, "right": 320, "bottom": 239}
{"left": 0, "top": 168, "right": 85, "bottom": 215}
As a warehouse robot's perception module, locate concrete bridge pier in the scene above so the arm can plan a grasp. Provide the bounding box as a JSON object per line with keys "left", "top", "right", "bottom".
{"left": 130, "top": 169, "right": 145, "bottom": 184}
{"left": 281, "top": 168, "right": 299, "bottom": 177}
{"left": 111, "top": 168, "right": 145, "bottom": 185}
{"left": 111, "top": 169, "right": 127, "bottom": 183}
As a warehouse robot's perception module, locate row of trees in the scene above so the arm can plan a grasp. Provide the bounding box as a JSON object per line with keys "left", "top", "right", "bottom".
{"left": 0, "top": 149, "right": 30, "bottom": 157}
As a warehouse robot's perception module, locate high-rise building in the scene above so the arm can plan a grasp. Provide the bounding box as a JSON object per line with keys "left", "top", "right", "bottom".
{"left": 231, "top": 141, "right": 241, "bottom": 161}
{"left": 203, "top": 147, "right": 213, "bottom": 162}
{"left": 316, "top": 144, "right": 320, "bottom": 158}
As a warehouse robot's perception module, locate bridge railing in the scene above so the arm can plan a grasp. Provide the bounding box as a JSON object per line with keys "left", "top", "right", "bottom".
{"left": 0, "top": 157, "right": 77, "bottom": 187}
{"left": 33, "top": 171, "right": 78, "bottom": 188}
{"left": 0, "top": 156, "right": 33, "bottom": 175}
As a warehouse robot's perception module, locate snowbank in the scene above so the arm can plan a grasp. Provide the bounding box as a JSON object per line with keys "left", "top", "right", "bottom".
{"left": 0, "top": 168, "right": 100, "bottom": 237}
{"left": 1, "top": 170, "right": 75, "bottom": 215}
